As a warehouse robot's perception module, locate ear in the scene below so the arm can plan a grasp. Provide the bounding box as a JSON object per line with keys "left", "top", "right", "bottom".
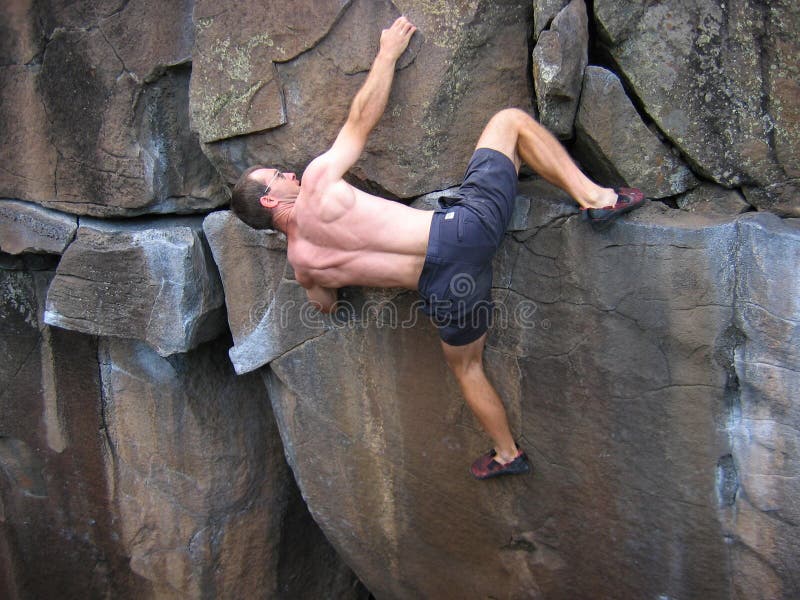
{"left": 259, "top": 194, "right": 279, "bottom": 209}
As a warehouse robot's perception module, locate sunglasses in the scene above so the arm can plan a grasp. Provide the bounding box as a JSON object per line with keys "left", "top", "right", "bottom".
{"left": 264, "top": 169, "right": 282, "bottom": 196}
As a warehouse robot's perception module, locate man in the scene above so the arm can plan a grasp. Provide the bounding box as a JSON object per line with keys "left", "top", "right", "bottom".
{"left": 231, "top": 16, "right": 644, "bottom": 479}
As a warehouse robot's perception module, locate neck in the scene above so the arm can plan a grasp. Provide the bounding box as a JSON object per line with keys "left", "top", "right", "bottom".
{"left": 271, "top": 202, "right": 295, "bottom": 235}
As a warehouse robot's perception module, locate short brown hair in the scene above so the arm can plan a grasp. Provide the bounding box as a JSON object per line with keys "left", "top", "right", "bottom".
{"left": 231, "top": 165, "right": 274, "bottom": 230}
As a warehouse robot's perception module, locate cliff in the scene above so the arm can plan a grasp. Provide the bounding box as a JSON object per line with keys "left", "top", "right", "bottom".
{"left": 0, "top": 1, "right": 798, "bottom": 598}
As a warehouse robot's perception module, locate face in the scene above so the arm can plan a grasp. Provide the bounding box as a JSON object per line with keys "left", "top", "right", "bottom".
{"left": 252, "top": 168, "right": 299, "bottom": 200}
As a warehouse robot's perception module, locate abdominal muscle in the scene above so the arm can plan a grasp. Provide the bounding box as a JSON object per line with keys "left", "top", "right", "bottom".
{"left": 288, "top": 182, "right": 435, "bottom": 291}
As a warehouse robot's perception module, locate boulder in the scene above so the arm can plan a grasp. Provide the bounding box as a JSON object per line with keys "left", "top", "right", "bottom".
{"left": 531, "top": 0, "right": 589, "bottom": 138}
{"left": 677, "top": 183, "right": 752, "bottom": 217}
{"left": 0, "top": 200, "right": 77, "bottom": 255}
{"left": 99, "top": 336, "right": 365, "bottom": 598}
{"left": 727, "top": 214, "right": 800, "bottom": 599}
{"left": 0, "top": 0, "right": 227, "bottom": 216}
{"left": 574, "top": 66, "right": 698, "bottom": 197}
{"left": 532, "top": 0, "right": 571, "bottom": 40}
{"left": 594, "top": 0, "right": 800, "bottom": 215}
{"left": 44, "top": 217, "right": 225, "bottom": 356}
{"left": 197, "top": 0, "right": 533, "bottom": 198}
{"left": 203, "top": 210, "right": 332, "bottom": 374}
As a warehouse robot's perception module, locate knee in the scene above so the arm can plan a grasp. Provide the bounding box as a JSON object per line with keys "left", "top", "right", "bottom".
{"left": 443, "top": 351, "right": 483, "bottom": 380}
{"left": 490, "top": 108, "right": 532, "bottom": 129}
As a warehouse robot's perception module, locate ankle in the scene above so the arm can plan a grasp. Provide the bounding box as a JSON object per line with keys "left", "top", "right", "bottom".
{"left": 495, "top": 446, "right": 520, "bottom": 464}
{"left": 584, "top": 187, "right": 617, "bottom": 209}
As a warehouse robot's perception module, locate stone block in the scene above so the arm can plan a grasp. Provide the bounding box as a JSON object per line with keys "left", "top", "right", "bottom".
{"left": 594, "top": 0, "right": 800, "bottom": 214}
{"left": 44, "top": 217, "right": 225, "bottom": 356}
{"left": 575, "top": 66, "right": 698, "bottom": 197}
{"left": 532, "top": 0, "right": 589, "bottom": 138}
{"left": 0, "top": 200, "right": 77, "bottom": 255}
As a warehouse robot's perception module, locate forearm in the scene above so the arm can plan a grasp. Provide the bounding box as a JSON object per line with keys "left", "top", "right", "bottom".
{"left": 347, "top": 52, "right": 399, "bottom": 134}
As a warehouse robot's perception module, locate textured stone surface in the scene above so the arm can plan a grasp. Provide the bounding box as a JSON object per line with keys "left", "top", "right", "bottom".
{"left": 726, "top": 214, "right": 800, "bottom": 599}
{"left": 532, "top": 0, "right": 571, "bottom": 40}
{"left": 261, "top": 186, "right": 800, "bottom": 598}
{"left": 575, "top": 66, "right": 698, "bottom": 198}
{"left": 594, "top": 0, "right": 800, "bottom": 215}
{"left": 203, "top": 210, "right": 329, "bottom": 374}
{"left": 99, "top": 336, "right": 364, "bottom": 599}
{"left": 200, "top": 0, "right": 533, "bottom": 198}
{"left": 0, "top": 266, "right": 145, "bottom": 599}
{"left": 0, "top": 199, "right": 77, "bottom": 255}
{"left": 677, "top": 183, "right": 752, "bottom": 217}
{"left": 0, "top": 0, "right": 227, "bottom": 216}
{"left": 44, "top": 217, "right": 225, "bottom": 356}
{"left": 531, "top": 0, "right": 588, "bottom": 138}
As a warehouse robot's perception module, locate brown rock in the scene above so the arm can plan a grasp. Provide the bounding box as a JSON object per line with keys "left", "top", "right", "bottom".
{"left": 199, "top": 0, "right": 533, "bottom": 198}
{"left": 0, "top": 200, "right": 77, "bottom": 255}
{"left": 0, "top": 2, "right": 227, "bottom": 217}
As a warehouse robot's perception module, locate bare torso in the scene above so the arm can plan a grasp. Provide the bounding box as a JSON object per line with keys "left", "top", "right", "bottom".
{"left": 286, "top": 174, "right": 433, "bottom": 291}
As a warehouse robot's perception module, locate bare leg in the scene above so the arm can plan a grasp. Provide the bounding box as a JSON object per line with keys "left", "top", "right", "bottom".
{"left": 474, "top": 108, "right": 617, "bottom": 209}
{"left": 441, "top": 333, "right": 519, "bottom": 464}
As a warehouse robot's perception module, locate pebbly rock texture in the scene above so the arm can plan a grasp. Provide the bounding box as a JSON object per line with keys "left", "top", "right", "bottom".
{"left": 0, "top": 0, "right": 228, "bottom": 217}
{"left": 594, "top": 0, "right": 800, "bottom": 215}
{"left": 0, "top": 200, "right": 77, "bottom": 255}
{"left": 197, "top": 0, "right": 534, "bottom": 197}
{"left": 531, "top": 0, "right": 589, "bottom": 139}
{"left": 44, "top": 217, "right": 226, "bottom": 356}
{"left": 575, "top": 66, "right": 698, "bottom": 198}
{"left": 253, "top": 187, "right": 800, "bottom": 599}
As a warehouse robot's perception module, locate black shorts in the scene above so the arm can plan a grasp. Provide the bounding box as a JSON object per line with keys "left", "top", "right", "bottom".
{"left": 418, "top": 148, "right": 518, "bottom": 345}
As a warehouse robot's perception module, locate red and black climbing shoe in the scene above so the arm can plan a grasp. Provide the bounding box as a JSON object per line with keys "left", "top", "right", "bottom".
{"left": 583, "top": 187, "right": 646, "bottom": 231}
{"left": 470, "top": 447, "right": 531, "bottom": 480}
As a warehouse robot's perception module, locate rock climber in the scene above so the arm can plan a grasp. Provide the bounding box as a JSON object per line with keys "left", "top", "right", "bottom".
{"left": 230, "top": 16, "right": 644, "bottom": 479}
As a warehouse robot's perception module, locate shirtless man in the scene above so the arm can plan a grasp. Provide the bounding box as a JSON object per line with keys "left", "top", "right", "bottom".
{"left": 231, "top": 16, "right": 644, "bottom": 479}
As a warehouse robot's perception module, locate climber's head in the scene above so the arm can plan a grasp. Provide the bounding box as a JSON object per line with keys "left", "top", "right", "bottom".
{"left": 231, "top": 165, "right": 299, "bottom": 231}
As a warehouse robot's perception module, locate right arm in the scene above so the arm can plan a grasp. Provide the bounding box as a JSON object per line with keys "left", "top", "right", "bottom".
{"left": 304, "top": 17, "right": 417, "bottom": 190}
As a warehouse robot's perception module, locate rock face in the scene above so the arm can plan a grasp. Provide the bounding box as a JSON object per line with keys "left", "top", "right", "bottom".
{"left": 0, "top": 200, "right": 77, "bottom": 255}
{"left": 263, "top": 193, "right": 800, "bottom": 599}
{"left": 44, "top": 217, "right": 226, "bottom": 356}
{"left": 594, "top": 0, "right": 800, "bottom": 215}
{"left": 575, "top": 66, "right": 698, "bottom": 198}
{"left": 197, "top": 0, "right": 534, "bottom": 197}
{"left": 2, "top": 0, "right": 800, "bottom": 598}
{"left": 0, "top": 1, "right": 227, "bottom": 216}
{"left": 0, "top": 262, "right": 365, "bottom": 599}
{"left": 532, "top": 0, "right": 589, "bottom": 139}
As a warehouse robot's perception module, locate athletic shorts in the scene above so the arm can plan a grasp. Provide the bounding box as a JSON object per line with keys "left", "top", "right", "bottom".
{"left": 417, "top": 148, "right": 518, "bottom": 346}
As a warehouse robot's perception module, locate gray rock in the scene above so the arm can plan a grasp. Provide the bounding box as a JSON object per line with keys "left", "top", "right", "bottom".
{"left": 533, "top": 0, "right": 571, "bottom": 40}
{"left": 575, "top": 66, "right": 698, "bottom": 197}
{"left": 198, "top": 0, "right": 533, "bottom": 198}
{"left": 532, "top": 0, "right": 589, "bottom": 138}
{"left": 729, "top": 214, "right": 800, "bottom": 599}
{"left": 44, "top": 217, "right": 225, "bottom": 356}
{"left": 594, "top": 0, "right": 800, "bottom": 215}
{"left": 677, "top": 183, "right": 752, "bottom": 217}
{"left": 0, "top": 200, "right": 77, "bottom": 255}
{"left": 263, "top": 192, "right": 800, "bottom": 598}
{"left": 203, "top": 210, "right": 331, "bottom": 374}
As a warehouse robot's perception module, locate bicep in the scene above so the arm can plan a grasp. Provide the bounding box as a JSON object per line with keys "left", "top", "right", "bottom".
{"left": 310, "top": 120, "right": 367, "bottom": 185}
